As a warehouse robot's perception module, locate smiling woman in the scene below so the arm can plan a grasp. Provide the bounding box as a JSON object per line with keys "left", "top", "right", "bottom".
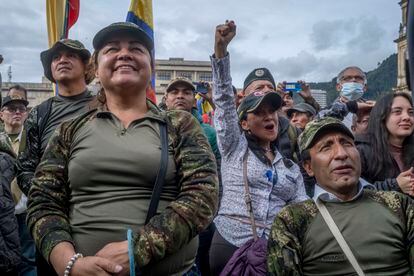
{"left": 26, "top": 22, "right": 218, "bottom": 276}
{"left": 356, "top": 92, "right": 414, "bottom": 195}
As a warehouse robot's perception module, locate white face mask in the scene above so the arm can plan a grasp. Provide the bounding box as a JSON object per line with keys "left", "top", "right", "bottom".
{"left": 340, "top": 82, "right": 364, "bottom": 101}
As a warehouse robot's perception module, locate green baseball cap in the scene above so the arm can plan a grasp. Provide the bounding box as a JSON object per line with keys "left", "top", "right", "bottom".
{"left": 298, "top": 116, "right": 354, "bottom": 154}
{"left": 237, "top": 91, "right": 282, "bottom": 120}
{"left": 40, "top": 39, "right": 91, "bottom": 83}
{"left": 93, "top": 22, "right": 154, "bottom": 53}
{"left": 243, "top": 68, "right": 276, "bottom": 91}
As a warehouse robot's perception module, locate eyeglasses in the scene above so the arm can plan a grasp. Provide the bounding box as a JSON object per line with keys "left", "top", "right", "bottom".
{"left": 3, "top": 106, "right": 27, "bottom": 113}
{"left": 341, "top": 75, "right": 365, "bottom": 82}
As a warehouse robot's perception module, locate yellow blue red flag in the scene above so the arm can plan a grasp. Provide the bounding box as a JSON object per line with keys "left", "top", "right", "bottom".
{"left": 46, "top": 0, "right": 80, "bottom": 47}
{"left": 126, "top": 0, "right": 157, "bottom": 103}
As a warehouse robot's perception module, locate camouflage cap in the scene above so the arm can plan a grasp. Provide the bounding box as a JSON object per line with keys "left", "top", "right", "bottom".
{"left": 298, "top": 116, "right": 354, "bottom": 154}
{"left": 93, "top": 22, "right": 154, "bottom": 53}
{"left": 243, "top": 68, "right": 276, "bottom": 91}
{"left": 40, "top": 39, "right": 91, "bottom": 83}
{"left": 237, "top": 91, "right": 282, "bottom": 120}
{"left": 166, "top": 77, "right": 195, "bottom": 93}
{"left": 287, "top": 102, "right": 317, "bottom": 118}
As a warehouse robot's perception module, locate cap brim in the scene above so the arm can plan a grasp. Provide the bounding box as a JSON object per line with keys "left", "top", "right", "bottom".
{"left": 287, "top": 107, "right": 307, "bottom": 118}
{"left": 247, "top": 92, "right": 282, "bottom": 114}
{"left": 305, "top": 123, "right": 354, "bottom": 151}
{"left": 93, "top": 24, "right": 154, "bottom": 53}
{"left": 40, "top": 42, "right": 91, "bottom": 83}
{"left": 2, "top": 99, "right": 29, "bottom": 108}
{"left": 166, "top": 80, "right": 195, "bottom": 92}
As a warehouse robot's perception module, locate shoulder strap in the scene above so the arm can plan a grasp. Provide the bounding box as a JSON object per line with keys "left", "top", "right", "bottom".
{"left": 145, "top": 122, "right": 169, "bottom": 224}
{"left": 37, "top": 97, "right": 54, "bottom": 138}
{"left": 242, "top": 150, "right": 258, "bottom": 241}
{"left": 315, "top": 199, "right": 365, "bottom": 276}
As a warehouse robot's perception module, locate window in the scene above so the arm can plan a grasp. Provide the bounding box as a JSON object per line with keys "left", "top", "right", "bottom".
{"left": 157, "top": 71, "right": 172, "bottom": 80}
{"left": 198, "top": 72, "right": 212, "bottom": 82}
{"left": 176, "top": 71, "right": 193, "bottom": 80}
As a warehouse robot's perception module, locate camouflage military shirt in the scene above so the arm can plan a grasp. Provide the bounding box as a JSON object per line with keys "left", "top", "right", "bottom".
{"left": 26, "top": 100, "right": 219, "bottom": 269}
{"left": 267, "top": 189, "right": 414, "bottom": 275}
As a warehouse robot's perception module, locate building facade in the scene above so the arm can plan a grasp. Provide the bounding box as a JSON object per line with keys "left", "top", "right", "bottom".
{"left": 310, "top": 89, "right": 327, "bottom": 108}
{"left": 1, "top": 58, "right": 214, "bottom": 106}
{"left": 395, "top": 0, "right": 409, "bottom": 93}
{"left": 155, "top": 58, "right": 212, "bottom": 102}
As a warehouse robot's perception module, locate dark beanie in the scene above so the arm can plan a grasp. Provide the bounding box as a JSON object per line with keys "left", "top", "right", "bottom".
{"left": 243, "top": 68, "right": 276, "bottom": 91}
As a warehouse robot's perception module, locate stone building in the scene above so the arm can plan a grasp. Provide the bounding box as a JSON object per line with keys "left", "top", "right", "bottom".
{"left": 395, "top": 0, "right": 409, "bottom": 92}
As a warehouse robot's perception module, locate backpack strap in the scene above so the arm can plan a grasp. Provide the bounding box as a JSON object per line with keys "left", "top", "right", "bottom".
{"left": 145, "top": 122, "right": 169, "bottom": 224}
{"left": 37, "top": 97, "right": 54, "bottom": 138}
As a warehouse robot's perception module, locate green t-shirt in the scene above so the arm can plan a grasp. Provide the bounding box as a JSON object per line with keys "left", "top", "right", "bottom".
{"left": 268, "top": 190, "right": 414, "bottom": 275}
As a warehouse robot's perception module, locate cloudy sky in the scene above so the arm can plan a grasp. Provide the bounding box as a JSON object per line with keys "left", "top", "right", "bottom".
{"left": 0, "top": 0, "right": 402, "bottom": 87}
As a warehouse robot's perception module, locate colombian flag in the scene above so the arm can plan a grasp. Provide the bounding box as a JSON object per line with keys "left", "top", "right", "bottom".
{"left": 126, "top": 0, "right": 157, "bottom": 103}
{"left": 46, "top": 0, "right": 80, "bottom": 47}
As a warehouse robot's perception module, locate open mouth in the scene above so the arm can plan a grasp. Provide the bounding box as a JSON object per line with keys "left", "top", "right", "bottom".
{"left": 264, "top": 123, "right": 275, "bottom": 131}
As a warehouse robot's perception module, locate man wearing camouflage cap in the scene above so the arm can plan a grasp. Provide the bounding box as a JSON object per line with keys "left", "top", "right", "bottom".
{"left": 267, "top": 117, "right": 414, "bottom": 275}
{"left": 15, "top": 39, "right": 95, "bottom": 275}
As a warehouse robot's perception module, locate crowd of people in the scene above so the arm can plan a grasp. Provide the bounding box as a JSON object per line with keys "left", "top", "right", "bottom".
{"left": 1, "top": 19, "right": 414, "bottom": 276}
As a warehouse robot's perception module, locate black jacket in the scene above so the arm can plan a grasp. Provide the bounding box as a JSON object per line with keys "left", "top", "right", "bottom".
{"left": 0, "top": 146, "right": 20, "bottom": 271}
{"left": 356, "top": 136, "right": 402, "bottom": 192}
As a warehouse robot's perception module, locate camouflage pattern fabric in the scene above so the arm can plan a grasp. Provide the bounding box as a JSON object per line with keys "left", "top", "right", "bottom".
{"left": 267, "top": 190, "right": 414, "bottom": 275}
{"left": 298, "top": 116, "right": 354, "bottom": 154}
{"left": 26, "top": 100, "right": 219, "bottom": 269}
{"left": 14, "top": 104, "right": 43, "bottom": 195}
{"left": 0, "top": 130, "right": 15, "bottom": 157}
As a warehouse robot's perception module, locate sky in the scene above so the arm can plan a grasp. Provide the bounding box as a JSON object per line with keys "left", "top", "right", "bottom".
{"left": 0, "top": 0, "right": 402, "bottom": 88}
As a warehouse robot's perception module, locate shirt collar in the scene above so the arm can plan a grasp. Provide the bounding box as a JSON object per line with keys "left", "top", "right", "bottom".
{"left": 313, "top": 178, "right": 374, "bottom": 203}
{"left": 96, "top": 99, "right": 166, "bottom": 123}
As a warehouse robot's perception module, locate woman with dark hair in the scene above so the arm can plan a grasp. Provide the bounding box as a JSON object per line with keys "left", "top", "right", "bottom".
{"left": 356, "top": 92, "right": 414, "bottom": 194}
{"left": 209, "top": 20, "right": 307, "bottom": 275}
{"left": 26, "top": 22, "right": 218, "bottom": 276}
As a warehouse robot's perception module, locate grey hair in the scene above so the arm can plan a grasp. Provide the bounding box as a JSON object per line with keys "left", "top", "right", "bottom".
{"left": 336, "top": 66, "right": 367, "bottom": 84}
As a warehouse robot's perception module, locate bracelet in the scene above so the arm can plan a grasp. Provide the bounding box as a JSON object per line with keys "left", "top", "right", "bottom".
{"left": 64, "top": 253, "right": 83, "bottom": 276}
{"left": 127, "top": 229, "right": 136, "bottom": 276}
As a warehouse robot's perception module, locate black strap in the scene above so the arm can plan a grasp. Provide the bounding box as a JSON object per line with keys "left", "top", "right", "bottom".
{"left": 38, "top": 97, "right": 54, "bottom": 138}
{"left": 145, "top": 122, "right": 169, "bottom": 224}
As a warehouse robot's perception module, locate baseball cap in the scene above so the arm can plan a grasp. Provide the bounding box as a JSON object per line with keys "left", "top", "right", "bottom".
{"left": 287, "top": 103, "right": 317, "bottom": 118}
{"left": 93, "top": 22, "right": 154, "bottom": 53}
{"left": 166, "top": 77, "right": 195, "bottom": 93}
{"left": 40, "top": 39, "right": 91, "bottom": 83}
{"left": 298, "top": 117, "right": 354, "bottom": 154}
{"left": 237, "top": 91, "right": 282, "bottom": 120}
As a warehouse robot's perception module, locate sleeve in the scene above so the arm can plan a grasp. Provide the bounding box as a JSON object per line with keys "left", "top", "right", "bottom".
{"left": 26, "top": 122, "right": 73, "bottom": 262}
{"left": 370, "top": 178, "right": 401, "bottom": 192}
{"left": 210, "top": 54, "right": 242, "bottom": 156}
{"left": 267, "top": 208, "right": 303, "bottom": 276}
{"left": 133, "top": 111, "right": 219, "bottom": 268}
{"left": 16, "top": 107, "right": 43, "bottom": 195}
{"left": 317, "top": 101, "right": 349, "bottom": 121}
{"left": 402, "top": 195, "right": 414, "bottom": 271}
{"left": 289, "top": 164, "right": 309, "bottom": 204}
{"left": 304, "top": 96, "right": 321, "bottom": 112}
{"left": 357, "top": 143, "right": 402, "bottom": 192}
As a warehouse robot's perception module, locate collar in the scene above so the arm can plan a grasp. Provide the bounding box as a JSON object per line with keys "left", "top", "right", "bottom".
{"left": 95, "top": 99, "right": 166, "bottom": 124}
{"left": 313, "top": 178, "right": 374, "bottom": 203}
